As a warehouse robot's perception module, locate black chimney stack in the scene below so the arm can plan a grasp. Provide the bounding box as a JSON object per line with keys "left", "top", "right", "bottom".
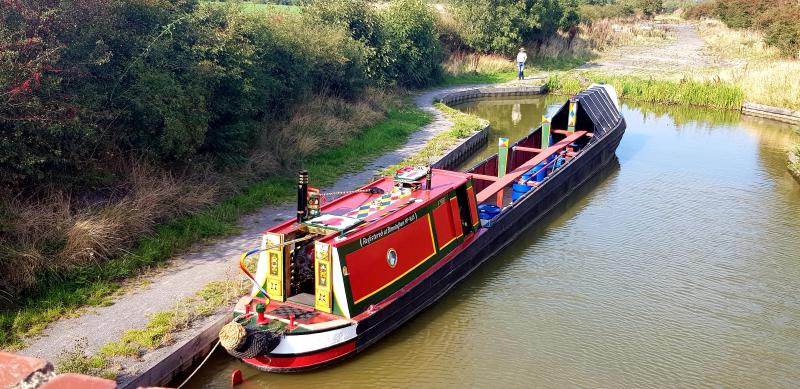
{"left": 297, "top": 170, "right": 308, "bottom": 223}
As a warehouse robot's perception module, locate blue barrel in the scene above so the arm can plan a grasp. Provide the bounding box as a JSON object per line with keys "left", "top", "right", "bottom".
{"left": 534, "top": 161, "right": 547, "bottom": 181}
{"left": 512, "top": 170, "right": 540, "bottom": 201}
{"left": 511, "top": 182, "right": 532, "bottom": 201}
{"left": 477, "top": 204, "right": 501, "bottom": 220}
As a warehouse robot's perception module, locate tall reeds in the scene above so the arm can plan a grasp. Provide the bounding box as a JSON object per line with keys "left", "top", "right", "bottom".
{"left": 547, "top": 73, "right": 745, "bottom": 110}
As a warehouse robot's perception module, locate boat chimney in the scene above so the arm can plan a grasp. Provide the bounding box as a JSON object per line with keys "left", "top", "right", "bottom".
{"left": 297, "top": 170, "right": 308, "bottom": 223}
{"left": 425, "top": 166, "right": 433, "bottom": 190}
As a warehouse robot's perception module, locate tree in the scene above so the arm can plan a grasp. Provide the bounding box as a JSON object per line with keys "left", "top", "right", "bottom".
{"left": 381, "top": 0, "right": 442, "bottom": 87}
{"left": 449, "top": 0, "right": 566, "bottom": 55}
{"left": 636, "top": 0, "right": 663, "bottom": 17}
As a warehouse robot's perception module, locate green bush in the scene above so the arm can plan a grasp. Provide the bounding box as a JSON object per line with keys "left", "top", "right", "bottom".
{"left": 0, "top": 0, "right": 375, "bottom": 188}
{"left": 449, "top": 0, "right": 574, "bottom": 55}
{"left": 381, "top": 0, "right": 443, "bottom": 87}
{"left": 303, "top": 0, "right": 387, "bottom": 82}
{"left": 757, "top": 7, "right": 800, "bottom": 58}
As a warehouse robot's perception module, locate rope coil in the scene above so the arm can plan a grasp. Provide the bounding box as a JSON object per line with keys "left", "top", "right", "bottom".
{"left": 219, "top": 322, "right": 247, "bottom": 351}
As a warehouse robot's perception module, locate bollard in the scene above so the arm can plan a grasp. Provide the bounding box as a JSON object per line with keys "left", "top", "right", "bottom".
{"left": 256, "top": 303, "right": 267, "bottom": 325}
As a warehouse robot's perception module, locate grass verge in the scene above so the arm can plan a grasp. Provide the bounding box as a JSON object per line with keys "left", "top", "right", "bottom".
{"left": 1, "top": 103, "right": 432, "bottom": 351}
{"left": 384, "top": 102, "right": 486, "bottom": 173}
{"left": 546, "top": 72, "right": 745, "bottom": 110}
{"left": 56, "top": 279, "right": 247, "bottom": 380}
{"left": 56, "top": 338, "right": 118, "bottom": 380}
{"left": 694, "top": 19, "right": 800, "bottom": 110}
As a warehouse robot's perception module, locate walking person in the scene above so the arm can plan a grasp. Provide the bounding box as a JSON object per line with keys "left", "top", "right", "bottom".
{"left": 516, "top": 47, "right": 527, "bottom": 81}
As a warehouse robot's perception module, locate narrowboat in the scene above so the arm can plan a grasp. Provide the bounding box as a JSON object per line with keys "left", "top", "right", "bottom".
{"left": 217, "top": 85, "right": 626, "bottom": 372}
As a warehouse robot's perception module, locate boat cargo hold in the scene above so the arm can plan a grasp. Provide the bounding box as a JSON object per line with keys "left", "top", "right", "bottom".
{"left": 217, "top": 85, "right": 626, "bottom": 372}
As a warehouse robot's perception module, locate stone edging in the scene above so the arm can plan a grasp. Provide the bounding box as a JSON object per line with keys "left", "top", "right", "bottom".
{"left": 742, "top": 102, "right": 800, "bottom": 124}
{"left": 119, "top": 314, "right": 229, "bottom": 389}
{"left": 435, "top": 84, "right": 549, "bottom": 106}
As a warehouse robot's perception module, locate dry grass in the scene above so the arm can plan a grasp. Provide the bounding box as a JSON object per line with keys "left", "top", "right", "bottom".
{"left": 268, "top": 89, "right": 396, "bottom": 168}
{"left": 443, "top": 53, "right": 514, "bottom": 76}
{"left": 695, "top": 19, "right": 800, "bottom": 110}
{"left": 698, "top": 19, "right": 781, "bottom": 62}
{"left": 0, "top": 89, "right": 398, "bottom": 305}
{"left": 532, "top": 20, "right": 674, "bottom": 59}
{"left": 583, "top": 19, "right": 675, "bottom": 50}
{"left": 0, "top": 163, "right": 217, "bottom": 298}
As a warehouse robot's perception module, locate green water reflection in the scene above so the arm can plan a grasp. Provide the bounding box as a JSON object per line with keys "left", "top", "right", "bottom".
{"left": 184, "top": 96, "right": 800, "bottom": 388}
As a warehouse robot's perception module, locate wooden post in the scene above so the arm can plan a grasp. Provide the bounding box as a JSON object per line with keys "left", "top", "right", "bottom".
{"left": 496, "top": 137, "right": 509, "bottom": 207}
{"left": 541, "top": 114, "right": 551, "bottom": 147}
{"left": 567, "top": 97, "right": 577, "bottom": 132}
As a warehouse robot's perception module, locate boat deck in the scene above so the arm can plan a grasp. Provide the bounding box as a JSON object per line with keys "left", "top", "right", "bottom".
{"left": 238, "top": 296, "right": 351, "bottom": 331}
{"left": 269, "top": 169, "right": 472, "bottom": 248}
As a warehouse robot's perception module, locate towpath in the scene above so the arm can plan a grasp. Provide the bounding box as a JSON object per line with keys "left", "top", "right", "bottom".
{"left": 580, "top": 22, "right": 711, "bottom": 77}
{"left": 16, "top": 79, "right": 540, "bottom": 383}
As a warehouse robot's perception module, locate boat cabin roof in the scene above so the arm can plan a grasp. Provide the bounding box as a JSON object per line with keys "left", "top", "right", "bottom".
{"left": 267, "top": 169, "right": 471, "bottom": 247}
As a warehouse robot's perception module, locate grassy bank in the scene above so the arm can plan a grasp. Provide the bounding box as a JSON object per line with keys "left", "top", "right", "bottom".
{"left": 0, "top": 101, "right": 432, "bottom": 351}
{"left": 56, "top": 279, "right": 247, "bottom": 379}
{"left": 695, "top": 19, "right": 800, "bottom": 110}
{"left": 546, "top": 72, "right": 745, "bottom": 110}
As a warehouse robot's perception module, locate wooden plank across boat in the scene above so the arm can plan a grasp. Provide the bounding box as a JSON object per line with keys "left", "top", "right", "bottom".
{"left": 219, "top": 85, "right": 626, "bottom": 372}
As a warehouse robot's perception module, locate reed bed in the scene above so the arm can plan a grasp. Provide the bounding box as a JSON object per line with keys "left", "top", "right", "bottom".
{"left": 547, "top": 73, "right": 745, "bottom": 110}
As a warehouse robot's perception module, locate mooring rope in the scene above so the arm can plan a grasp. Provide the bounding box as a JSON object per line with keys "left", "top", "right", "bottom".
{"left": 176, "top": 339, "right": 220, "bottom": 389}
{"left": 176, "top": 313, "right": 256, "bottom": 388}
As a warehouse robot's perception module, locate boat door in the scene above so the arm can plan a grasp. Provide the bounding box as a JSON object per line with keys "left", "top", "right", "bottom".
{"left": 455, "top": 181, "right": 479, "bottom": 234}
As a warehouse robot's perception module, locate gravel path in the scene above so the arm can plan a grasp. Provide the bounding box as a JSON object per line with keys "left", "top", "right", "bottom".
{"left": 16, "top": 84, "right": 485, "bottom": 372}
{"left": 580, "top": 23, "right": 710, "bottom": 76}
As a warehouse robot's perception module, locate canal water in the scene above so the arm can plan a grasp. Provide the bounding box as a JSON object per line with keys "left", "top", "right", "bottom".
{"left": 184, "top": 96, "right": 800, "bottom": 388}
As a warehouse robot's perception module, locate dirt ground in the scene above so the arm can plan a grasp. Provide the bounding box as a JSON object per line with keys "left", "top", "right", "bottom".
{"left": 580, "top": 23, "right": 712, "bottom": 78}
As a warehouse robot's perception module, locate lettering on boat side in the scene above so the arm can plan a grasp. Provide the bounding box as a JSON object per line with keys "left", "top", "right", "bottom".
{"left": 359, "top": 212, "right": 419, "bottom": 248}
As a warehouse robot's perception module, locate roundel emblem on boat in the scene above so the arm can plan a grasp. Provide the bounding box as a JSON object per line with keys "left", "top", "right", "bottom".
{"left": 386, "top": 249, "right": 398, "bottom": 268}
